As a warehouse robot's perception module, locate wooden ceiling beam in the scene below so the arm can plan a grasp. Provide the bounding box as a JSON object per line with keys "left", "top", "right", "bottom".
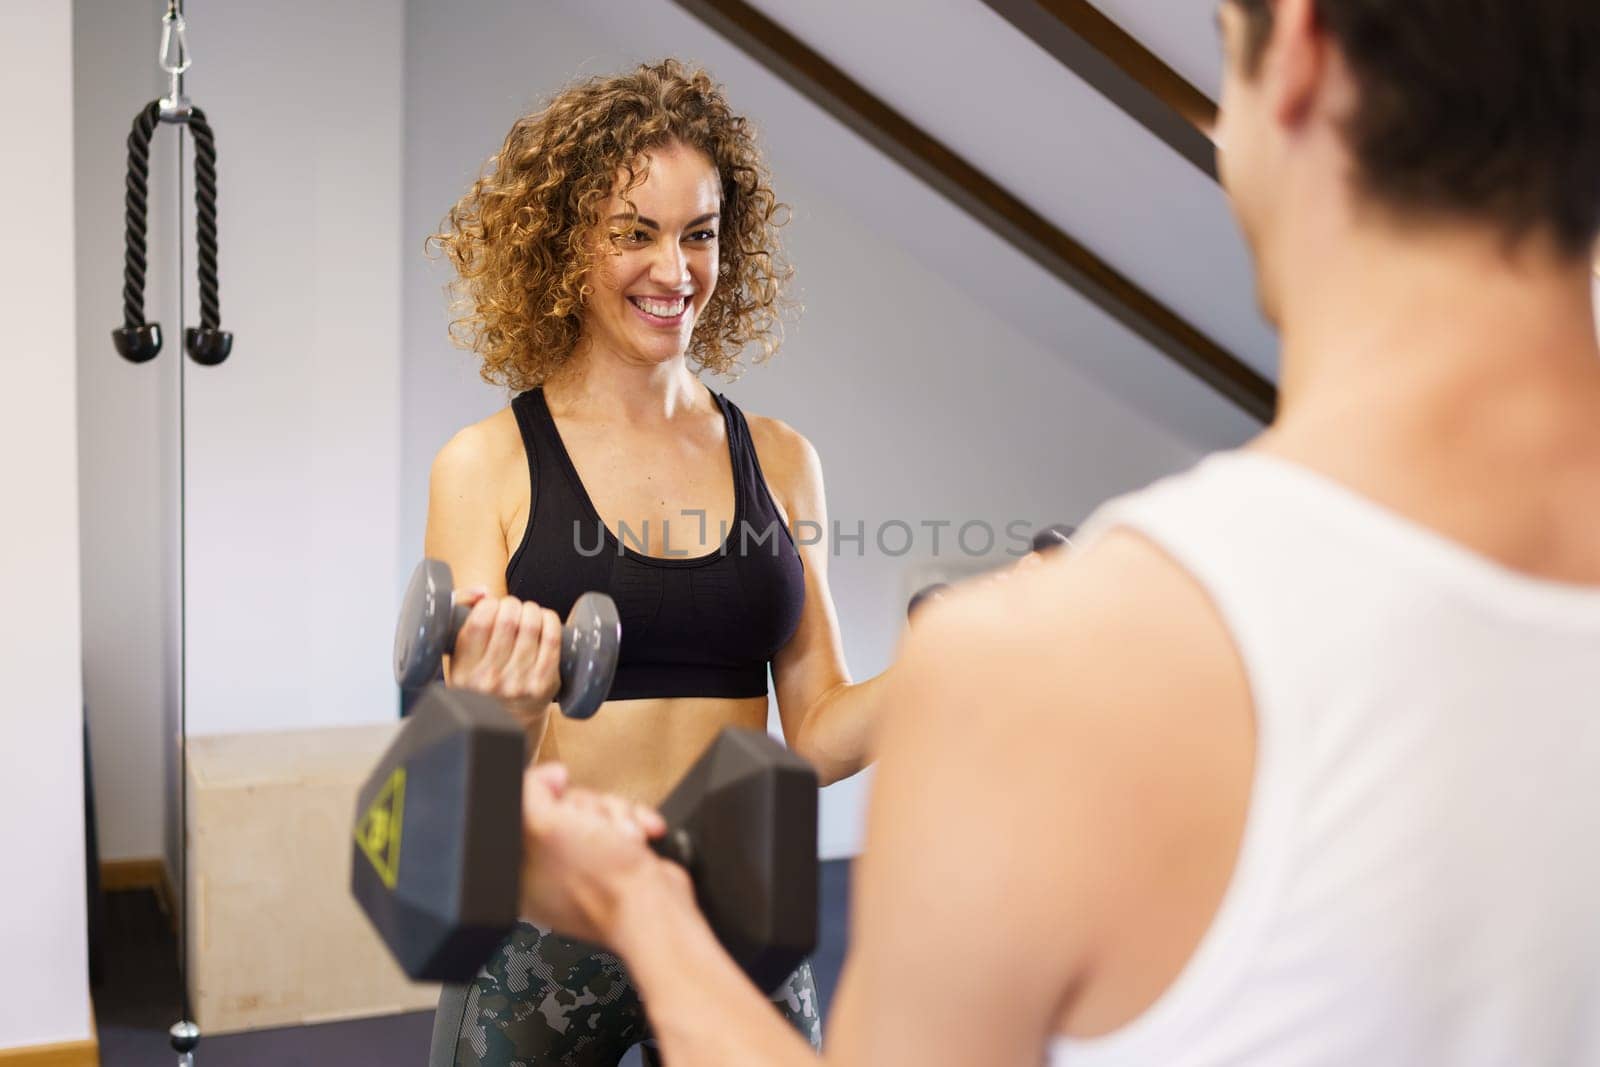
{"left": 670, "top": 0, "right": 1276, "bottom": 422}
{"left": 986, "top": 1, "right": 1600, "bottom": 281}
{"left": 979, "top": 0, "right": 1218, "bottom": 179}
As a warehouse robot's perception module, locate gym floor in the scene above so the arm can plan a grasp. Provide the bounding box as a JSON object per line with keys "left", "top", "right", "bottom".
{"left": 94, "top": 860, "right": 852, "bottom": 1066}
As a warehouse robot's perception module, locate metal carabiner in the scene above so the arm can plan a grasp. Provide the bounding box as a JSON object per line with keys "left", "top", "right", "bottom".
{"left": 158, "top": 2, "right": 192, "bottom": 122}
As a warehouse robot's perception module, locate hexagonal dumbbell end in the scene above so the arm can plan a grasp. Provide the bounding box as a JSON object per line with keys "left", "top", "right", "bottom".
{"left": 654, "top": 728, "right": 819, "bottom": 993}
{"left": 351, "top": 684, "right": 526, "bottom": 981}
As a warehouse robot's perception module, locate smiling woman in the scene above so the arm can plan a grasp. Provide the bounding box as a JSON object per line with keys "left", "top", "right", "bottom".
{"left": 416, "top": 59, "right": 894, "bottom": 1067}
{"left": 431, "top": 59, "right": 791, "bottom": 389}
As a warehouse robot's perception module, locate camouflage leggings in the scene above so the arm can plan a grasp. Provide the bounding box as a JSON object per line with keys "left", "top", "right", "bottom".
{"left": 428, "top": 921, "right": 823, "bottom": 1066}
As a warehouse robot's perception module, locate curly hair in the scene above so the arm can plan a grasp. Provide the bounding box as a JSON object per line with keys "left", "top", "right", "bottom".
{"left": 431, "top": 59, "right": 793, "bottom": 390}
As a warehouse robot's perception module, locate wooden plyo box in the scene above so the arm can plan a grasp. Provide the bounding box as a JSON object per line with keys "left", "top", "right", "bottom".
{"left": 186, "top": 723, "right": 441, "bottom": 1034}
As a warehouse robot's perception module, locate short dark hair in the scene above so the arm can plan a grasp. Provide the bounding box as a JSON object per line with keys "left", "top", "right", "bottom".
{"left": 1230, "top": 0, "right": 1600, "bottom": 258}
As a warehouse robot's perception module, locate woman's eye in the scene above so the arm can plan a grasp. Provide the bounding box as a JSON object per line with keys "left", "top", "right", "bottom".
{"left": 687, "top": 230, "right": 718, "bottom": 243}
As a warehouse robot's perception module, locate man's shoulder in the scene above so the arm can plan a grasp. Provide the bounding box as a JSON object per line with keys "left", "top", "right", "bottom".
{"left": 897, "top": 528, "right": 1256, "bottom": 1020}
{"left": 910, "top": 527, "right": 1242, "bottom": 702}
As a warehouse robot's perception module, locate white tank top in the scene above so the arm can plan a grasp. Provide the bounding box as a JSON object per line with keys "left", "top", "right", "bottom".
{"left": 1052, "top": 450, "right": 1600, "bottom": 1067}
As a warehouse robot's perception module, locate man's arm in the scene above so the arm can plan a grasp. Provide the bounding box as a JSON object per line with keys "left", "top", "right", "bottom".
{"left": 612, "top": 872, "right": 822, "bottom": 1065}
{"left": 592, "top": 529, "right": 1255, "bottom": 1064}
{"left": 826, "top": 529, "right": 1253, "bottom": 1061}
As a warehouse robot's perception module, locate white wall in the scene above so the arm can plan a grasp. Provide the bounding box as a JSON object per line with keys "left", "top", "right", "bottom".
{"left": 0, "top": 2, "right": 93, "bottom": 1052}
{"left": 74, "top": 0, "right": 407, "bottom": 867}
{"left": 75, "top": 0, "right": 174, "bottom": 864}
{"left": 180, "top": 0, "right": 405, "bottom": 740}
{"left": 402, "top": 0, "right": 1203, "bottom": 857}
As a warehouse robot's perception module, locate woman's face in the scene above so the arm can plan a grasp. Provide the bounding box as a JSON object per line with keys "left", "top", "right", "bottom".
{"left": 582, "top": 141, "right": 722, "bottom": 368}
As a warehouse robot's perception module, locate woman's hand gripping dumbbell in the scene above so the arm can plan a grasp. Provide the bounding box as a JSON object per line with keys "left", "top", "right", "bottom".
{"left": 393, "top": 558, "right": 622, "bottom": 720}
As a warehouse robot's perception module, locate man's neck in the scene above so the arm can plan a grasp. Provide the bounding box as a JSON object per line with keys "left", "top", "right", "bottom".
{"left": 1270, "top": 222, "right": 1599, "bottom": 423}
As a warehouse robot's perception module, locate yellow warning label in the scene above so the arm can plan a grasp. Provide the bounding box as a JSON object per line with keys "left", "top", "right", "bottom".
{"left": 355, "top": 767, "right": 405, "bottom": 890}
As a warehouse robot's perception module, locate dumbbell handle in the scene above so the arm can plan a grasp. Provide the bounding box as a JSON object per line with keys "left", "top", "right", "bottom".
{"left": 449, "top": 603, "right": 473, "bottom": 654}
{"left": 403, "top": 597, "right": 486, "bottom": 681}
{"left": 440, "top": 600, "right": 596, "bottom": 687}
{"left": 650, "top": 826, "right": 695, "bottom": 871}
{"left": 441, "top": 595, "right": 600, "bottom": 691}
{"left": 394, "top": 559, "right": 620, "bottom": 718}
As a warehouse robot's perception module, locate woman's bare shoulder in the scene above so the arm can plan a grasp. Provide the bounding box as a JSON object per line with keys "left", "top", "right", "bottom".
{"left": 433, "top": 406, "right": 523, "bottom": 477}
{"left": 429, "top": 405, "right": 529, "bottom": 517}
{"left": 743, "top": 412, "right": 821, "bottom": 482}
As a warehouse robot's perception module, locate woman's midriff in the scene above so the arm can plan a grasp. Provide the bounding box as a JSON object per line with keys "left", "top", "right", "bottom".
{"left": 538, "top": 694, "right": 773, "bottom": 807}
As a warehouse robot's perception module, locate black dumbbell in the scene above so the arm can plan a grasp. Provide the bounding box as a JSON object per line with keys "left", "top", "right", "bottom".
{"left": 650, "top": 730, "right": 818, "bottom": 992}
{"left": 906, "top": 523, "right": 1078, "bottom": 618}
{"left": 351, "top": 684, "right": 818, "bottom": 993}
{"left": 905, "top": 582, "right": 951, "bottom": 618}
{"left": 1030, "top": 523, "right": 1076, "bottom": 553}
{"left": 394, "top": 558, "right": 621, "bottom": 720}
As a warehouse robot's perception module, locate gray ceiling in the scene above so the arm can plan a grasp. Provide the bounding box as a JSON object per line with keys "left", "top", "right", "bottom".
{"left": 739, "top": 0, "right": 1277, "bottom": 421}
{"left": 1089, "top": 0, "right": 1227, "bottom": 99}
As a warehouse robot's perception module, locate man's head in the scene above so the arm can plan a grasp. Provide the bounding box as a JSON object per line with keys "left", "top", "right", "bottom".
{"left": 1214, "top": 0, "right": 1600, "bottom": 322}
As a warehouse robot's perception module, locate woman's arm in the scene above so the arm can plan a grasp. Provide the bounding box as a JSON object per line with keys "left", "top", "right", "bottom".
{"left": 424, "top": 416, "right": 561, "bottom": 758}
{"left": 749, "top": 416, "right": 889, "bottom": 785}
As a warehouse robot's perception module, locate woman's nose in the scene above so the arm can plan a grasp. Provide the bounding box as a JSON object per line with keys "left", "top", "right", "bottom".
{"left": 650, "top": 239, "right": 689, "bottom": 285}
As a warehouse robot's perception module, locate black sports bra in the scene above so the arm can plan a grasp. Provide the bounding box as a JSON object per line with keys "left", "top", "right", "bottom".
{"left": 504, "top": 387, "right": 806, "bottom": 701}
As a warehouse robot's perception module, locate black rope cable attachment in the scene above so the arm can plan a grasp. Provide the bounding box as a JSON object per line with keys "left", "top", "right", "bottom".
{"left": 112, "top": 99, "right": 231, "bottom": 365}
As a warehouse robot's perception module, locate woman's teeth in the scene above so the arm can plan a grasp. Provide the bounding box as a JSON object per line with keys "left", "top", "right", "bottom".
{"left": 630, "top": 295, "right": 687, "bottom": 318}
